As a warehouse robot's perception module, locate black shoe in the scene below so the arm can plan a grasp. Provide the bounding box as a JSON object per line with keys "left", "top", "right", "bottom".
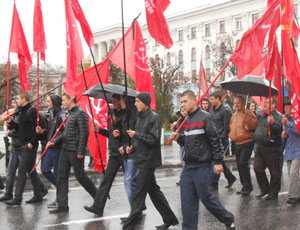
{"left": 155, "top": 220, "right": 179, "bottom": 229}
{"left": 84, "top": 205, "right": 103, "bottom": 216}
{"left": 26, "top": 196, "right": 43, "bottom": 204}
{"left": 264, "top": 193, "right": 278, "bottom": 201}
{"left": 49, "top": 206, "right": 69, "bottom": 213}
{"left": 226, "top": 223, "right": 236, "bottom": 230}
{"left": 5, "top": 198, "right": 22, "bottom": 206}
{"left": 287, "top": 198, "right": 298, "bottom": 204}
{"left": 236, "top": 190, "right": 242, "bottom": 195}
{"left": 226, "top": 177, "right": 236, "bottom": 188}
{"left": 256, "top": 192, "right": 268, "bottom": 198}
{"left": 0, "top": 195, "right": 13, "bottom": 202}
{"left": 241, "top": 189, "right": 252, "bottom": 196}
{"left": 42, "top": 189, "right": 48, "bottom": 198}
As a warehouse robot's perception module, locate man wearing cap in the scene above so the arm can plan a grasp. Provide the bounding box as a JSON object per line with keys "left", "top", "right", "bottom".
{"left": 123, "top": 92, "right": 178, "bottom": 230}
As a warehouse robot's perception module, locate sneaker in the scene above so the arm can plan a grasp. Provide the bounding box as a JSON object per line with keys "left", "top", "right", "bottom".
{"left": 47, "top": 201, "right": 58, "bottom": 208}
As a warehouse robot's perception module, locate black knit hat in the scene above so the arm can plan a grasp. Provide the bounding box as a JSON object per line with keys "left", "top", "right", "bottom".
{"left": 136, "top": 92, "right": 151, "bottom": 107}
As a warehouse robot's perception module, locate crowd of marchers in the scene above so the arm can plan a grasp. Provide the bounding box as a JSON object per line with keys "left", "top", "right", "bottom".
{"left": 0, "top": 89, "right": 299, "bottom": 230}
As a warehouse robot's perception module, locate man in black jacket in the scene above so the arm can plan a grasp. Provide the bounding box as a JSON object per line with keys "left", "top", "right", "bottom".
{"left": 36, "top": 95, "right": 66, "bottom": 207}
{"left": 5, "top": 92, "right": 44, "bottom": 205}
{"left": 171, "top": 90, "right": 235, "bottom": 230}
{"left": 50, "top": 94, "right": 97, "bottom": 213}
{"left": 123, "top": 92, "right": 178, "bottom": 230}
{"left": 209, "top": 92, "right": 236, "bottom": 191}
{"left": 254, "top": 97, "right": 283, "bottom": 200}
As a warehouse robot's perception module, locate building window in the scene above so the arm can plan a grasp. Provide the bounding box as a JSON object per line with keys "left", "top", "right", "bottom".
{"left": 179, "top": 50, "right": 184, "bottom": 64}
{"left": 192, "top": 70, "right": 197, "bottom": 84}
{"left": 205, "top": 24, "right": 211, "bottom": 36}
{"left": 235, "top": 17, "right": 242, "bottom": 30}
{"left": 219, "top": 20, "right": 225, "bottom": 33}
{"left": 205, "top": 68, "right": 211, "bottom": 81}
{"left": 191, "top": 26, "right": 196, "bottom": 39}
{"left": 252, "top": 13, "right": 259, "bottom": 25}
{"left": 178, "top": 30, "right": 184, "bottom": 41}
{"left": 205, "top": 45, "right": 211, "bottom": 60}
{"left": 166, "top": 52, "right": 171, "bottom": 65}
{"left": 191, "top": 48, "right": 196, "bottom": 61}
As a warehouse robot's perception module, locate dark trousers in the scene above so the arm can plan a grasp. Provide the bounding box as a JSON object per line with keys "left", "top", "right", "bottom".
{"left": 181, "top": 164, "right": 234, "bottom": 229}
{"left": 254, "top": 145, "right": 281, "bottom": 195}
{"left": 5, "top": 147, "right": 22, "bottom": 197}
{"left": 42, "top": 148, "right": 61, "bottom": 187}
{"left": 232, "top": 141, "right": 254, "bottom": 191}
{"left": 93, "top": 155, "right": 124, "bottom": 211}
{"left": 15, "top": 145, "right": 42, "bottom": 200}
{"left": 123, "top": 168, "right": 178, "bottom": 230}
{"left": 56, "top": 150, "right": 97, "bottom": 208}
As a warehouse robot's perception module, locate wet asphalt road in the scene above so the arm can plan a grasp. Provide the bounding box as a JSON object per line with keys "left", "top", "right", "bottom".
{"left": 0, "top": 162, "right": 299, "bottom": 230}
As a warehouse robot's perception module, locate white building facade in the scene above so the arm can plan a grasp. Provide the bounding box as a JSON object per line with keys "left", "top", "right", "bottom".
{"left": 92, "top": 0, "right": 299, "bottom": 111}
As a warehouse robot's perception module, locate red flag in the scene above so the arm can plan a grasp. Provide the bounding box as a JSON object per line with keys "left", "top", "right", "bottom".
{"left": 198, "top": 58, "right": 208, "bottom": 98}
{"left": 230, "top": 0, "right": 280, "bottom": 79}
{"left": 70, "top": 0, "right": 94, "bottom": 48}
{"left": 75, "top": 60, "right": 109, "bottom": 173}
{"left": 64, "top": 0, "right": 84, "bottom": 98}
{"left": 144, "top": 0, "right": 173, "bottom": 49}
{"left": 33, "top": 0, "right": 47, "bottom": 62}
{"left": 9, "top": 3, "right": 32, "bottom": 92}
{"left": 109, "top": 20, "right": 156, "bottom": 110}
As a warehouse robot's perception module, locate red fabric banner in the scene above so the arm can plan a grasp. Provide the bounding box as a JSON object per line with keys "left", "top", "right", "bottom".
{"left": 70, "top": 0, "right": 94, "bottom": 48}
{"left": 144, "top": 0, "right": 173, "bottom": 49}
{"left": 75, "top": 60, "right": 110, "bottom": 173}
{"left": 198, "top": 58, "right": 208, "bottom": 98}
{"left": 9, "top": 3, "right": 32, "bottom": 92}
{"left": 64, "top": 0, "right": 84, "bottom": 98}
{"left": 109, "top": 20, "right": 156, "bottom": 111}
{"left": 230, "top": 0, "right": 280, "bottom": 79}
{"left": 33, "top": 0, "right": 47, "bottom": 62}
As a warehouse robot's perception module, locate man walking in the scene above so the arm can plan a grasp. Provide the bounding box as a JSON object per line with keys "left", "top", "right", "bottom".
{"left": 254, "top": 97, "right": 283, "bottom": 200}
{"left": 171, "top": 90, "right": 235, "bottom": 230}
{"left": 123, "top": 92, "right": 178, "bottom": 230}
{"left": 229, "top": 96, "right": 257, "bottom": 196}
{"left": 50, "top": 94, "right": 97, "bottom": 213}
{"left": 209, "top": 92, "right": 236, "bottom": 191}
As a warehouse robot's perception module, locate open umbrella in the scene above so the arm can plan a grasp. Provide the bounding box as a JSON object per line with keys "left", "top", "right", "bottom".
{"left": 83, "top": 83, "right": 139, "bottom": 101}
{"left": 220, "top": 75, "right": 278, "bottom": 97}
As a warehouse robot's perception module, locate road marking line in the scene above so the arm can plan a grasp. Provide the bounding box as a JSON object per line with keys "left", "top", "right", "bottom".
{"left": 43, "top": 213, "right": 128, "bottom": 228}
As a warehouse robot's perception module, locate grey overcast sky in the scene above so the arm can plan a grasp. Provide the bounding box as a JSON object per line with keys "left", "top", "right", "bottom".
{"left": 0, "top": 0, "right": 227, "bottom": 67}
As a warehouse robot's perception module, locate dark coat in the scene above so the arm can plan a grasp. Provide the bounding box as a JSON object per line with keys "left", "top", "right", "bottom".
{"left": 57, "top": 105, "right": 89, "bottom": 155}
{"left": 254, "top": 110, "right": 283, "bottom": 147}
{"left": 177, "top": 107, "right": 224, "bottom": 168}
{"left": 211, "top": 104, "right": 232, "bottom": 140}
{"left": 8, "top": 112, "right": 22, "bottom": 148}
{"left": 132, "top": 108, "right": 162, "bottom": 168}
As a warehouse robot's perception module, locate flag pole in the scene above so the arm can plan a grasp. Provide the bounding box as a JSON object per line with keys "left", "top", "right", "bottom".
{"left": 168, "top": 58, "right": 231, "bottom": 144}
{"left": 80, "top": 62, "right": 107, "bottom": 176}
{"left": 37, "top": 52, "right": 40, "bottom": 127}
{"left": 6, "top": 56, "right": 10, "bottom": 116}
{"left": 268, "top": 81, "right": 272, "bottom": 140}
{"left": 121, "top": 0, "right": 130, "bottom": 134}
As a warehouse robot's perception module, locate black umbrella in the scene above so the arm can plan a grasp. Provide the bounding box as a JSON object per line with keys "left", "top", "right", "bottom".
{"left": 83, "top": 83, "right": 139, "bottom": 101}
{"left": 220, "top": 75, "right": 278, "bottom": 96}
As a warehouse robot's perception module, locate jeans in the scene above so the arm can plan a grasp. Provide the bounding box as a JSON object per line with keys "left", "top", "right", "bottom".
{"left": 15, "top": 145, "right": 42, "bottom": 200}
{"left": 56, "top": 149, "right": 97, "bottom": 208}
{"left": 42, "top": 148, "right": 61, "bottom": 187}
{"left": 123, "top": 168, "right": 178, "bottom": 230}
{"left": 232, "top": 141, "right": 254, "bottom": 191}
{"left": 288, "top": 159, "right": 300, "bottom": 198}
{"left": 181, "top": 164, "right": 234, "bottom": 230}
{"left": 124, "top": 159, "right": 139, "bottom": 205}
{"left": 210, "top": 160, "right": 236, "bottom": 187}
{"left": 93, "top": 155, "right": 124, "bottom": 211}
{"left": 5, "top": 147, "right": 22, "bottom": 197}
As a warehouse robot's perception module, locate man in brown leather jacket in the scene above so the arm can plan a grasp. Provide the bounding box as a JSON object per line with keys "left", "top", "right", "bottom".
{"left": 229, "top": 96, "right": 258, "bottom": 196}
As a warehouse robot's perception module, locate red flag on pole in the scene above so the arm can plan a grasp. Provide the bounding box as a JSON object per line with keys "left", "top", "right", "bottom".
{"left": 109, "top": 20, "right": 156, "bottom": 110}
{"left": 198, "top": 58, "right": 208, "bottom": 98}
{"left": 144, "top": 0, "right": 173, "bottom": 49}
{"left": 9, "top": 3, "right": 32, "bottom": 92}
{"left": 70, "top": 0, "right": 94, "bottom": 48}
{"left": 230, "top": 0, "right": 280, "bottom": 79}
{"left": 64, "top": 0, "right": 84, "bottom": 98}
{"left": 33, "top": 0, "right": 47, "bottom": 62}
{"left": 75, "top": 60, "right": 110, "bottom": 172}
